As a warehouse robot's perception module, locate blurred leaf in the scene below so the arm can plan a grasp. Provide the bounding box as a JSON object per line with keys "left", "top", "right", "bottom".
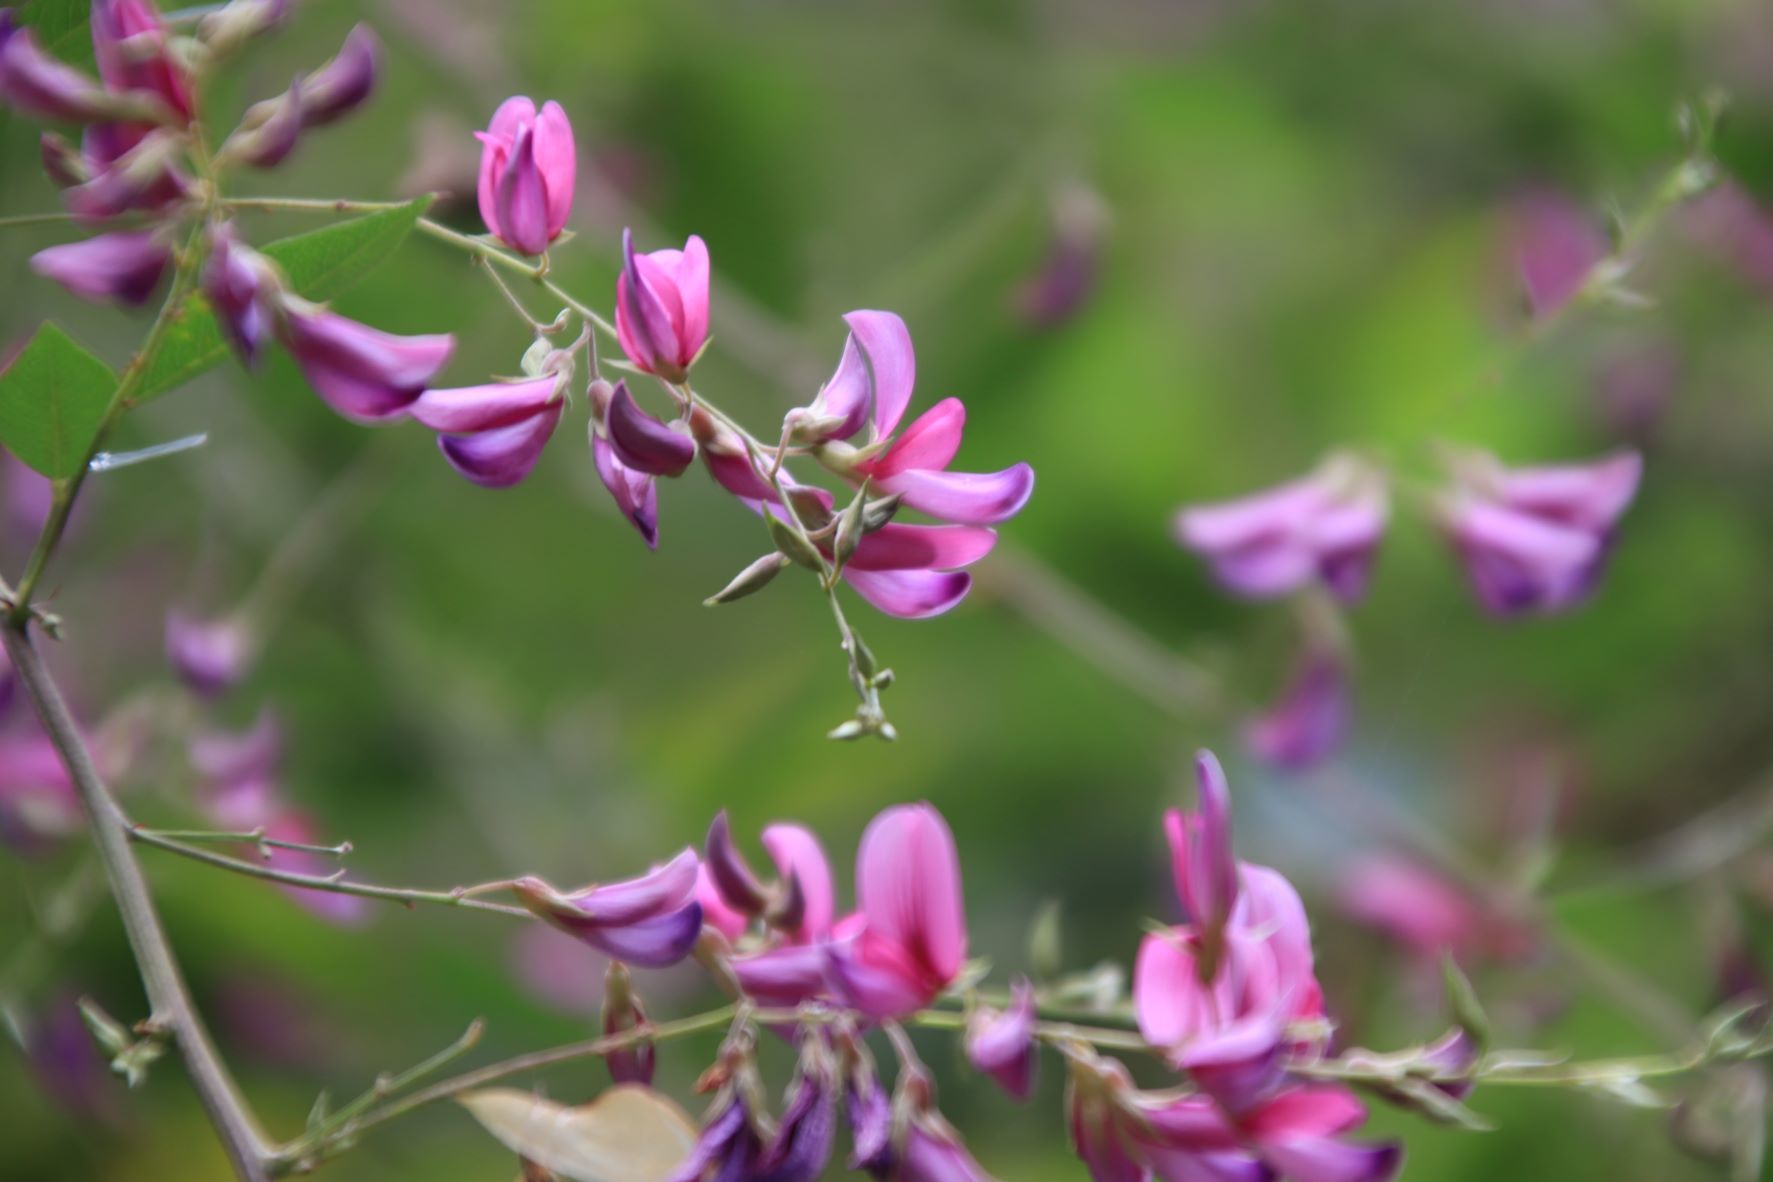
{"left": 458, "top": 1086, "right": 697, "bottom": 1182}
{"left": 134, "top": 196, "right": 435, "bottom": 401}
{"left": 17, "top": 0, "right": 90, "bottom": 58}
{"left": 0, "top": 321, "right": 114, "bottom": 477}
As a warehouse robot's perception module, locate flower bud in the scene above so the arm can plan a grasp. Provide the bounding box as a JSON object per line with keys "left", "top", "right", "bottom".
{"left": 296, "top": 24, "right": 377, "bottom": 126}
{"left": 476, "top": 96, "right": 575, "bottom": 256}
{"left": 705, "top": 810, "right": 769, "bottom": 916}
{"left": 705, "top": 552, "right": 789, "bottom": 606}
{"left": 615, "top": 228, "right": 710, "bottom": 382}
{"left": 31, "top": 230, "right": 170, "bottom": 307}
{"left": 604, "top": 381, "right": 694, "bottom": 476}
{"left": 599, "top": 962, "right": 654, "bottom": 1086}
{"left": 965, "top": 979, "right": 1038, "bottom": 1102}
{"left": 218, "top": 79, "right": 304, "bottom": 169}
{"left": 0, "top": 15, "right": 164, "bottom": 123}
{"left": 204, "top": 223, "right": 281, "bottom": 367}
{"left": 91, "top": 0, "right": 194, "bottom": 122}
{"left": 273, "top": 297, "right": 454, "bottom": 423}
{"left": 61, "top": 128, "right": 189, "bottom": 222}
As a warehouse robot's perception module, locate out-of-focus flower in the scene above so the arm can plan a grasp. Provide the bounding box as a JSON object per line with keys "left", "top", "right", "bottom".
{"left": 0, "top": 730, "right": 82, "bottom": 854}
{"left": 476, "top": 96, "right": 575, "bottom": 256}
{"left": 165, "top": 610, "right": 256, "bottom": 698}
{"left": 260, "top": 811, "right": 370, "bottom": 926}
{"left": 1244, "top": 645, "right": 1350, "bottom": 773}
{"left": 189, "top": 709, "right": 282, "bottom": 830}
{"left": 1592, "top": 342, "right": 1680, "bottom": 444}
{"left": 616, "top": 229, "right": 709, "bottom": 382}
{"left": 1238, "top": 1085, "right": 1403, "bottom": 1182}
{"left": 91, "top": 0, "right": 192, "bottom": 121}
{"left": 1067, "top": 1050, "right": 1268, "bottom": 1182}
{"left": 1338, "top": 855, "right": 1482, "bottom": 965}
{"left": 412, "top": 372, "right": 566, "bottom": 488}
{"left": 1437, "top": 448, "right": 1642, "bottom": 616}
{"left": 217, "top": 78, "right": 305, "bottom": 170}
{"left": 705, "top": 811, "right": 835, "bottom": 941}
{"left": 1176, "top": 455, "right": 1387, "bottom": 604}
{"left": 671, "top": 1091, "right": 763, "bottom": 1182}
{"left": 195, "top": 0, "right": 291, "bottom": 58}
{"left": 898, "top": 1118, "right": 998, "bottom": 1182}
{"left": 204, "top": 223, "right": 279, "bottom": 367}
{"left": 30, "top": 230, "right": 170, "bottom": 306}
{"left": 23, "top": 993, "right": 123, "bottom": 1122}
{"left": 1014, "top": 183, "right": 1108, "bottom": 330}
{"left": 846, "top": 1072, "right": 895, "bottom": 1177}
{"left": 274, "top": 297, "right": 455, "bottom": 424}
{"left": 807, "top": 311, "right": 1034, "bottom": 528}
{"left": 1511, "top": 190, "right": 1607, "bottom": 319}
{"left": 513, "top": 848, "right": 705, "bottom": 968}
{"left": 296, "top": 24, "right": 378, "bottom": 126}
{"left": 0, "top": 14, "right": 144, "bottom": 122}
{"left": 966, "top": 977, "right": 1038, "bottom": 1102}
{"left": 60, "top": 127, "right": 188, "bottom": 221}
{"left": 827, "top": 803, "right": 968, "bottom": 1019}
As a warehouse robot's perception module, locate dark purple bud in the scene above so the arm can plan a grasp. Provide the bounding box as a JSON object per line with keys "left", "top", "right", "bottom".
{"left": 1243, "top": 645, "right": 1351, "bottom": 773}
{"left": 600, "top": 962, "right": 655, "bottom": 1086}
{"left": 670, "top": 1094, "right": 762, "bottom": 1182}
{"left": 606, "top": 380, "right": 695, "bottom": 476}
{"left": 436, "top": 400, "right": 563, "bottom": 489}
{"left": 590, "top": 430, "right": 660, "bottom": 549}
{"left": 846, "top": 1077, "right": 895, "bottom": 1178}
{"left": 756, "top": 1065, "right": 838, "bottom": 1182}
{"left": 30, "top": 230, "right": 170, "bottom": 306}
{"left": 769, "top": 870, "right": 807, "bottom": 936}
{"left": 1014, "top": 184, "right": 1106, "bottom": 330}
{"left": 0, "top": 15, "right": 161, "bottom": 123}
{"left": 297, "top": 24, "right": 378, "bottom": 127}
{"left": 706, "top": 809, "right": 769, "bottom": 916}
{"left": 965, "top": 978, "right": 1038, "bottom": 1102}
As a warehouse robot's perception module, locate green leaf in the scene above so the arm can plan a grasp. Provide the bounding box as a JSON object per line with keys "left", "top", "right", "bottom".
{"left": 0, "top": 323, "right": 116, "bottom": 478}
{"left": 134, "top": 196, "right": 434, "bottom": 402}
{"left": 18, "top": 0, "right": 92, "bottom": 60}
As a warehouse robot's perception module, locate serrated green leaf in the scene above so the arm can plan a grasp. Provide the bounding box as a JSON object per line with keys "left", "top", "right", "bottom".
{"left": 0, "top": 323, "right": 116, "bottom": 478}
{"left": 134, "top": 196, "right": 434, "bottom": 402}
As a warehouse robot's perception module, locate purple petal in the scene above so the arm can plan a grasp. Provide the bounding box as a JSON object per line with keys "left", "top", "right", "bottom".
{"left": 298, "top": 24, "right": 378, "bottom": 126}
{"left": 755, "top": 1076, "right": 837, "bottom": 1182}
{"left": 495, "top": 124, "right": 552, "bottom": 254}
{"left": 592, "top": 431, "right": 660, "bottom": 548}
{"left": 569, "top": 847, "right": 701, "bottom": 924}
{"left": 731, "top": 944, "right": 831, "bottom": 1007}
{"left": 843, "top": 567, "right": 972, "bottom": 619}
{"left": 588, "top": 902, "right": 704, "bottom": 968}
{"left": 844, "top": 310, "right": 916, "bottom": 440}
{"left": 607, "top": 381, "right": 695, "bottom": 475}
{"left": 278, "top": 306, "right": 454, "bottom": 424}
{"left": 1244, "top": 649, "right": 1350, "bottom": 773}
{"left": 0, "top": 21, "right": 124, "bottom": 122}
{"left": 805, "top": 332, "right": 872, "bottom": 442}
{"left": 535, "top": 100, "right": 577, "bottom": 237}
{"left": 32, "top": 231, "right": 170, "bottom": 307}
{"left": 847, "top": 524, "right": 997, "bottom": 572}
{"left": 165, "top": 610, "right": 254, "bottom": 697}
{"left": 966, "top": 978, "right": 1037, "bottom": 1102}
{"left": 437, "top": 401, "right": 562, "bottom": 488}
{"left": 411, "top": 375, "right": 560, "bottom": 433}
{"left": 874, "top": 463, "right": 1035, "bottom": 526}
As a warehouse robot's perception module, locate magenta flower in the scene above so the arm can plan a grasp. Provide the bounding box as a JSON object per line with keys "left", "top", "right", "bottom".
{"left": 965, "top": 977, "right": 1038, "bottom": 1102}
{"left": 30, "top": 230, "right": 169, "bottom": 306}
{"left": 411, "top": 373, "right": 566, "bottom": 488}
{"left": 810, "top": 311, "right": 1033, "bottom": 527}
{"left": 91, "top": 0, "right": 192, "bottom": 121}
{"left": 476, "top": 96, "right": 575, "bottom": 255}
{"left": 60, "top": 126, "right": 188, "bottom": 221}
{"left": 512, "top": 847, "right": 704, "bottom": 968}
{"left": 204, "top": 224, "right": 278, "bottom": 367}
{"left": 615, "top": 229, "right": 710, "bottom": 382}
{"left": 0, "top": 14, "right": 141, "bottom": 123}
{"left": 1238, "top": 1086, "right": 1403, "bottom": 1182}
{"left": 296, "top": 24, "right": 378, "bottom": 126}
{"left": 1244, "top": 646, "right": 1350, "bottom": 773}
{"left": 165, "top": 610, "right": 255, "bottom": 698}
{"left": 1068, "top": 1052, "right": 1268, "bottom": 1182}
{"left": 1438, "top": 449, "right": 1642, "bottom": 616}
{"left": 274, "top": 298, "right": 455, "bottom": 423}
{"left": 697, "top": 862, "right": 749, "bottom": 942}
{"left": 898, "top": 1119, "right": 998, "bottom": 1182}
{"left": 587, "top": 378, "right": 694, "bottom": 547}
{"left": 705, "top": 810, "right": 835, "bottom": 941}
{"left": 1176, "top": 455, "right": 1387, "bottom": 603}
{"left": 826, "top": 803, "right": 968, "bottom": 1019}
{"left": 1512, "top": 190, "right": 1607, "bottom": 319}
{"left": 189, "top": 710, "right": 282, "bottom": 830}
{"left": 260, "top": 811, "right": 370, "bottom": 927}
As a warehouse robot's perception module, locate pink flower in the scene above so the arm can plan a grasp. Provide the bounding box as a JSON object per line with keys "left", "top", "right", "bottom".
{"left": 704, "top": 810, "right": 835, "bottom": 942}
{"left": 30, "top": 230, "right": 170, "bottom": 306}
{"left": 1338, "top": 855, "right": 1480, "bottom": 964}
{"left": 411, "top": 372, "right": 566, "bottom": 488}
{"left": 1244, "top": 646, "right": 1350, "bottom": 773}
{"left": 1136, "top": 753, "right": 1323, "bottom": 1113}
{"left": 60, "top": 126, "right": 188, "bottom": 222}
{"left": 0, "top": 730, "right": 81, "bottom": 854}
{"left": 1237, "top": 1086, "right": 1402, "bottom": 1182}
{"left": 1176, "top": 455, "right": 1387, "bottom": 603}
{"left": 512, "top": 848, "right": 705, "bottom": 968}
{"left": 696, "top": 863, "right": 749, "bottom": 942}
{"left": 91, "top": 0, "right": 192, "bottom": 121}
{"left": 826, "top": 803, "right": 968, "bottom": 1019}
{"left": 189, "top": 710, "right": 283, "bottom": 830}
{"left": 1512, "top": 190, "right": 1607, "bottom": 319}
{"left": 164, "top": 610, "right": 255, "bottom": 698}
{"left": 616, "top": 229, "right": 710, "bottom": 382}
{"left": 812, "top": 311, "right": 1034, "bottom": 527}
{"left": 966, "top": 977, "right": 1038, "bottom": 1102}
{"left": 476, "top": 96, "right": 575, "bottom": 255}
{"left": 274, "top": 299, "right": 455, "bottom": 424}
{"left": 587, "top": 378, "right": 696, "bottom": 547}
{"left": 1068, "top": 1052, "right": 1268, "bottom": 1182}
{"left": 204, "top": 223, "right": 279, "bottom": 367}
{"left": 1438, "top": 448, "right": 1642, "bottom": 616}
{"left": 260, "top": 811, "right": 371, "bottom": 926}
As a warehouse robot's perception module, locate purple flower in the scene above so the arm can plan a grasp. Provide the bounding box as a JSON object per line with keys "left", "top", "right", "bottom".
{"left": 1014, "top": 184, "right": 1107, "bottom": 330}
{"left": 1243, "top": 645, "right": 1350, "bottom": 773}
{"left": 189, "top": 710, "right": 282, "bottom": 830}
{"left": 1512, "top": 190, "right": 1607, "bottom": 319}
{"left": 812, "top": 311, "right": 1032, "bottom": 528}
{"left": 296, "top": 24, "right": 378, "bottom": 126}
{"left": 616, "top": 229, "right": 710, "bottom": 382}
{"left": 966, "top": 977, "right": 1038, "bottom": 1102}
{"left": 898, "top": 1116, "right": 999, "bottom": 1182}
{"left": 1238, "top": 1086, "right": 1403, "bottom": 1182}
{"left": 512, "top": 848, "right": 704, "bottom": 968}
{"left": 30, "top": 230, "right": 169, "bottom": 306}
{"left": 219, "top": 78, "right": 305, "bottom": 169}
{"left": 1176, "top": 455, "right": 1387, "bottom": 603}
{"left": 600, "top": 963, "right": 654, "bottom": 1085}
{"left": 411, "top": 373, "right": 566, "bottom": 488}
{"left": 60, "top": 127, "right": 188, "bottom": 222}
{"left": 847, "top": 1075, "right": 895, "bottom": 1177}
{"left": 91, "top": 0, "right": 193, "bottom": 121}
{"left": 756, "top": 1056, "right": 839, "bottom": 1182}
{"left": 0, "top": 14, "right": 140, "bottom": 123}
{"left": 204, "top": 224, "right": 278, "bottom": 367}
{"left": 0, "top": 730, "right": 82, "bottom": 854}
{"left": 274, "top": 298, "right": 454, "bottom": 423}
{"left": 1439, "top": 449, "right": 1642, "bottom": 616}
{"left": 476, "top": 96, "right": 576, "bottom": 255}
{"left": 588, "top": 379, "right": 692, "bottom": 546}
{"left": 670, "top": 1093, "right": 763, "bottom": 1182}
{"left": 165, "top": 609, "right": 255, "bottom": 698}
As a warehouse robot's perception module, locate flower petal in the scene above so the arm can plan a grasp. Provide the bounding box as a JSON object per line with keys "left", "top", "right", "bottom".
{"left": 855, "top": 803, "right": 966, "bottom": 985}
{"left": 411, "top": 375, "right": 559, "bottom": 433}
{"left": 844, "top": 310, "right": 916, "bottom": 439}
{"left": 761, "top": 822, "right": 834, "bottom": 941}
{"left": 873, "top": 463, "right": 1034, "bottom": 526}
{"left": 607, "top": 381, "right": 695, "bottom": 476}
{"left": 846, "top": 524, "right": 997, "bottom": 572}
{"left": 870, "top": 398, "right": 965, "bottom": 477}
{"left": 842, "top": 567, "right": 973, "bottom": 619}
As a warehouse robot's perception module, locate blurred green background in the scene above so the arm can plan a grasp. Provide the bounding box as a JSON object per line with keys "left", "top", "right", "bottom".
{"left": 3, "top": 0, "right": 1773, "bottom": 1177}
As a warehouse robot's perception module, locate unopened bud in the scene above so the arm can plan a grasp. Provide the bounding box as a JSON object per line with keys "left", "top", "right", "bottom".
{"left": 600, "top": 962, "right": 654, "bottom": 1085}
{"left": 861, "top": 493, "right": 904, "bottom": 533}
{"left": 705, "top": 553, "right": 789, "bottom": 606}
{"left": 766, "top": 514, "right": 824, "bottom": 571}
{"left": 833, "top": 489, "right": 868, "bottom": 567}
{"left": 705, "top": 810, "right": 768, "bottom": 916}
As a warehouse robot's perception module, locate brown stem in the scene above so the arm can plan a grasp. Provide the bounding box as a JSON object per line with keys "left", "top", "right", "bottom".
{"left": 2, "top": 624, "right": 271, "bottom": 1181}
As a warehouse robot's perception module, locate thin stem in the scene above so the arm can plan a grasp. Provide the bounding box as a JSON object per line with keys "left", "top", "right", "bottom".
{"left": 130, "top": 828, "right": 534, "bottom": 919}
{"left": 9, "top": 221, "right": 207, "bottom": 622}
{"left": 0, "top": 210, "right": 82, "bottom": 229}
{"left": 1, "top": 626, "right": 272, "bottom": 1180}
{"left": 135, "top": 827, "right": 353, "bottom": 857}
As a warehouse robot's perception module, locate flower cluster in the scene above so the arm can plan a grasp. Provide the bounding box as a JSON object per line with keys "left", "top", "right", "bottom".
{"left": 1177, "top": 449, "right": 1641, "bottom": 771}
